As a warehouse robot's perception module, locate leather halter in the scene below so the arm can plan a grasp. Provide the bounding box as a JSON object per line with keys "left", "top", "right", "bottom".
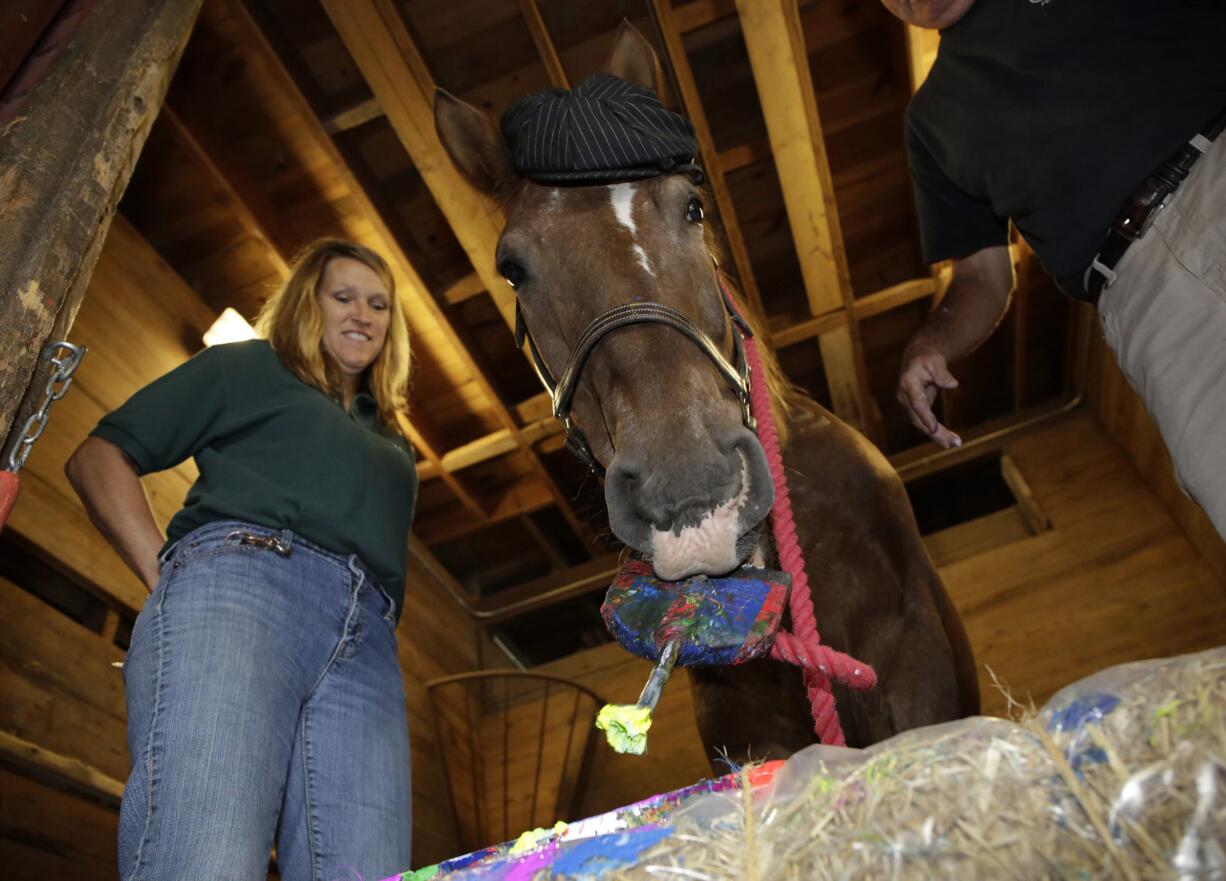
{"left": 514, "top": 272, "right": 756, "bottom": 472}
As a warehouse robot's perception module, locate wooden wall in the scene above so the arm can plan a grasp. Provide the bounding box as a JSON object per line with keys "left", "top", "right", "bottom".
{"left": 0, "top": 217, "right": 478, "bottom": 876}
{"left": 1084, "top": 321, "right": 1226, "bottom": 585}
{"left": 510, "top": 411, "right": 1226, "bottom": 823}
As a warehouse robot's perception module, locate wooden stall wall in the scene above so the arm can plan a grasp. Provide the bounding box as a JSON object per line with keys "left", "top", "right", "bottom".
{"left": 1084, "top": 324, "right": 1226, "bottom": 585}
{"left": 500, "top": 411, "right": 1226, "bottom": 825}
{"left": 0, "top": 217, "right": 477, "bottom": 876}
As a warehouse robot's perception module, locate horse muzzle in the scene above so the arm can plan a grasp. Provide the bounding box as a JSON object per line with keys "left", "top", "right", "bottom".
{"left": 605, "top": 427, "right": 774, "bottom": 580}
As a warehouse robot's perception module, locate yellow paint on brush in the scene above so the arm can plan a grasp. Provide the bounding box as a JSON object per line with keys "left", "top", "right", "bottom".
{"left": 596, "top": 703, "right": 654, "bottom": 755}
{"left": 508, "top": 821, "right": 568, "bottom": 855}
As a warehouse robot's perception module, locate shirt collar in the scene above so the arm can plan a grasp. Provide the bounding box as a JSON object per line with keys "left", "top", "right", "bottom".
{"left": 348, "top": 392, "right": 378, "bottom": 427}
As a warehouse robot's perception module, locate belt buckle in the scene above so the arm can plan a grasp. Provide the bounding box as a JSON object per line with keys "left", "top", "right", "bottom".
{"left": 226, "top": 530, "right": 291, "bottom": 556}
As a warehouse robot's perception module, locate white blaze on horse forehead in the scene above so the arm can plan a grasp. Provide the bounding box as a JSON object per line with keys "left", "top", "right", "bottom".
{"left": 651, "top": 452, "right": 751, "bottom": 581}
{"left": 607, "top": 183, "right": 654, "bottom": 279}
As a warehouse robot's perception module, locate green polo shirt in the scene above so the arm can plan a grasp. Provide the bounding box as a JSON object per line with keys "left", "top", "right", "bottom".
{"left": 92, "top": 339, "right": 417, "bottom": 613}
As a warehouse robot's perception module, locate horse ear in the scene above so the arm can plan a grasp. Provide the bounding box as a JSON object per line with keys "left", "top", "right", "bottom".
{"left": 434, "top": 88, "right": 516, "bottom": 196}
{"left": 607, "top": 20, "right": 670, "bottom": 105}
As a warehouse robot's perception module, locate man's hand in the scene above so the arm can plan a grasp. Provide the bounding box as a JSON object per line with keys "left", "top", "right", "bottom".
{"left": 898, "top": 343, "right": 962, "bottom": 448}
{"left": 894, "top": 244, "right": 1013, "bottom": 449}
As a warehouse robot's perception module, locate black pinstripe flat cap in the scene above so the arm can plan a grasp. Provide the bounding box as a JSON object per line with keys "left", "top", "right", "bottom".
{"left": 500, "top": 74, "right": 702, "bottom": 184}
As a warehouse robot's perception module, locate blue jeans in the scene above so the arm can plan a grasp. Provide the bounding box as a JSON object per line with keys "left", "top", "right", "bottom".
{"left": 119, "top": 520, "right": 412, "bottom": 881}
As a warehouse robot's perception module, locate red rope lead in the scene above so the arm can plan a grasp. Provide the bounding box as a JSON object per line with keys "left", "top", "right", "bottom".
{"left": 724, "top": 278, "right": 877, "bottom": 747}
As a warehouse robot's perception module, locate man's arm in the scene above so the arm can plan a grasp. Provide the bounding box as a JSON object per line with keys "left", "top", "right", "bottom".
{"left": 65, "top": 436, "right": 165, "bottom": 592}
{"left": 896, "top": 244, "right": 1013, "bottom": 448}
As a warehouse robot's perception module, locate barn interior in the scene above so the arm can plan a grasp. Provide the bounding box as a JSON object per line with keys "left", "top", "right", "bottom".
{"left": 2, "top": 0, "right": 1225, "bottom": 876}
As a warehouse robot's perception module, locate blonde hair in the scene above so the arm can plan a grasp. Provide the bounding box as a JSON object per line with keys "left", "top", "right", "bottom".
{"left": 255, "top": 239, "right": 410, "bottom": 429}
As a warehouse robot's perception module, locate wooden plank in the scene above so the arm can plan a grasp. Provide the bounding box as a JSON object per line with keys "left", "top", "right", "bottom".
{"left": 817, "top": 324, "right": 866, "bottom": 430}
{"left": 717, "top": 138, "right": 773, "bottom": 174}
{"left": 672, "top": 0, "right": 736, "bottom": 34}
{"left": 0, "top": 730, "right": 124, "bottom": 808}
{"left": 904, "top": 23, "right": 940, "bottom": 92}
{"left": 515, "top": 0, "right": 568, "bottom": 89}
{"left": 1084, "top": 329, "right": 1226, "bottom": 585}
{"left": 0, "top": 767, "right": 120, "bottom": 880}
{"left": 921, "top": 505, "right": 1031, "bottom": 569}
{"left": 318, "top": 0, "right": 511, "bottom": 329}
{"left": 853, "top": 277, "right": 936, "bottom": 320}
{"left": 322, "top": 94, "right": 384, "bottom": 134}
{"left": 316, "top": 0, "right": 597, "bottom": 548}
{"left": 9, "top": 216, "right": 214, "bottom": 615}
{"left": 397, "top": 413, "right": 488, "bottom": 522}
{"left": 473, "top": 553, "right": 624, "bottom": 624}
{"left": 0, "top": 576, "right": 129, "bottom": 781}
{"left": 651, "top": 0, "right": 767, "bottom": 319}
{"left": 160, "top": 100, "right": 293, "bottom": 276}
{"left": 442, "top": 271, "right": 487, "bottom": 306}
{"left": 1000, "top": 452, "right": 1051, "bottom": 535}
{"left": 0, "top": 0, "right": 204, "bottom": 451}
{"left": 237, "top": 0, "right": 599, "bottom": 552}
{"left": 734, "top": 0, "right": 876, "bottom": 434}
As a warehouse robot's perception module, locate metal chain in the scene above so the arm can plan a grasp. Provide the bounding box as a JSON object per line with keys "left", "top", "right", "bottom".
{"left": 6, "top": 341, "right": 87, "bottom": 474}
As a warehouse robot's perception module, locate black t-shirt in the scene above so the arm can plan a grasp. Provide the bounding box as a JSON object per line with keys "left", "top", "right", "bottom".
{"left": 906, "top": 0, "right": 1226, "bottom": 298}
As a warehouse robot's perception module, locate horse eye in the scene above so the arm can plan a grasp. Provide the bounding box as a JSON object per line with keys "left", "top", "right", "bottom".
{"left": 498, "top": 259, "right": 527, "bottom": 290}
{"left": 685, "top": 197, "right": 704, "bottom": 224}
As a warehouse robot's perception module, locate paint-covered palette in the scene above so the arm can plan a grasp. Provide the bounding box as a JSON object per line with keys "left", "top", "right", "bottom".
{"left": 601, "top": 560, "right": 791, "bottom": 666}
{"left": 384, "top": 762, "right": 783, "bottom": 881}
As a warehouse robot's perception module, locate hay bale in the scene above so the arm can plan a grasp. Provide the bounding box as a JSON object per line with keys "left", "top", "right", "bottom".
{"left": 602, "top": 647, "right": 1226, "bottom": 881}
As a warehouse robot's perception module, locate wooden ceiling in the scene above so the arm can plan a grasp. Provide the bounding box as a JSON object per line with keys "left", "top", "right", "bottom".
{"left": 117, "top": 0, "right": 1078, "bottom": 664}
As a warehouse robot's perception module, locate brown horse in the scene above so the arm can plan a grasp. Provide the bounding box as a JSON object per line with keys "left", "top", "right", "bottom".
{"left": 435, "top": 23, "right": 979, "bottom": 765}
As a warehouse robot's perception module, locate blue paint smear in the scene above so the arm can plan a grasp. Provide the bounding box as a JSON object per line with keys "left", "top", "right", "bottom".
{"left": 439, "top": 846, "right": 498, "bottom": 873}
{"left": 1070, "top": 746, "right": 1109, "bottom": 774}
{"left": 1047, "top": 692, "right": 1120, "bottom": 733}
{"left": 551, "top": 827, "right": 673, "bottom": 879}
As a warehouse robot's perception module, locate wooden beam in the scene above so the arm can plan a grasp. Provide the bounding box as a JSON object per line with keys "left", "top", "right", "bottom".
{"left": 236, "top": 0, "right": 599, "bottom": 551}
{"left": 515, "top": 0, "right": 568, "bottom": 89}
{"left": 0, "top": 0, "right": 203, "bottom": 451}
{"left": 651, "top": 0, "right": 767, "bottom": 320}
{"left": 717, "top": 138, "right": 773, "bottom": 175}
{"left": 416, "top": 476, "right": 553, "bottom": 546}
{"left": 323, "top": 94, "right": 384, "bottom": 134}
{"left": 317, "top": 0, "right": 600, "bottom": 550}
{"left": 0, "top": 730, "right": 124, "bottom": 808}
{"left": 473, "top": 552, "right": 624, "bottom": 624}
{"left": 734, "top": 0, "right": 877, "bottom": 436}
{"left": 319, "top": 0, "right": 513, "bottom": 330}
{"left": 397, "top": 413, "right": 487, "bottom": 521}
{"left": 770, "top": 309, "right": 847, "bottom": 350}
{"left": 672, "top": 0, "right": 736, "bottom": 34}
{"left": 160, "top": 101, "right": 293, "bottom": 276}
{"left": 442, "top": 271, "right": 487, "bottom": 306}
{"left": 421, "top": 278, "right": 935, "bottom": 484}
{"left": 904, "top": 23, "right": 940, "bottom": 93}
{"left": 853, "top": 277, "right": 936, "bottom": 320}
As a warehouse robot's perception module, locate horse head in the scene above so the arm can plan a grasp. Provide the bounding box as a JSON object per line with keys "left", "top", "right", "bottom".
{"left": 434, "top": 22, "right": 774, "bottom": 580}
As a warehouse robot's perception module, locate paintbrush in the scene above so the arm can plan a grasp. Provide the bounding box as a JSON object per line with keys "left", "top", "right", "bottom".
{"left": 597, "top": 560, "right": 790, "bottom": 755}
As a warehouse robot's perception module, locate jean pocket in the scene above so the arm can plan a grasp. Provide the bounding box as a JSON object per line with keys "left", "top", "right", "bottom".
{"left": 374, "top": 584, "right": 398, "bottom": 626}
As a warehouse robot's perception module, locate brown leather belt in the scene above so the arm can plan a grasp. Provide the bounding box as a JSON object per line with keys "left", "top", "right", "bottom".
{"left": 1085, "top": 107, "right": 1226, "bottom": 304}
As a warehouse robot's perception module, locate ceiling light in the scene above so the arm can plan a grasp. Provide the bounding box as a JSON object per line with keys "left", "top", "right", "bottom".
{"left": 203, "top": 307, "right": 258, "bottom": 347}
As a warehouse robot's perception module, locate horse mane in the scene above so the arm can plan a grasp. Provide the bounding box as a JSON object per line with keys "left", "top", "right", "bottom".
{"left": 704, "top": 225, "right": 801, "bottom": 447}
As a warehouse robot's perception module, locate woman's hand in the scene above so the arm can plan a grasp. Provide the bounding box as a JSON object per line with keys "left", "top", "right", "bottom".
{"left": 65, "top": 436, "right": 165, "bottom": 594}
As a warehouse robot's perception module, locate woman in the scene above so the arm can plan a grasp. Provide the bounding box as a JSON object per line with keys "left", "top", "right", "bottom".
{"left": 66, "top": 240, "right": 418, "bottom": 881}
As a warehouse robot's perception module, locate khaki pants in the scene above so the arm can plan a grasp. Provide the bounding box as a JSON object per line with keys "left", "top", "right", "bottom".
{"left": 1099, "top": 132, "right": 1226, "bottom": 540}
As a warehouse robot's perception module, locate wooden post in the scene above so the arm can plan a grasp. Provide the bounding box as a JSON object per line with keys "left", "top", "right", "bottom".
{"left": 735, "top": 0, "right": 879, "bottom": 439}
{"left": 0, "top": 0, "right": 203, "bottom": 455}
